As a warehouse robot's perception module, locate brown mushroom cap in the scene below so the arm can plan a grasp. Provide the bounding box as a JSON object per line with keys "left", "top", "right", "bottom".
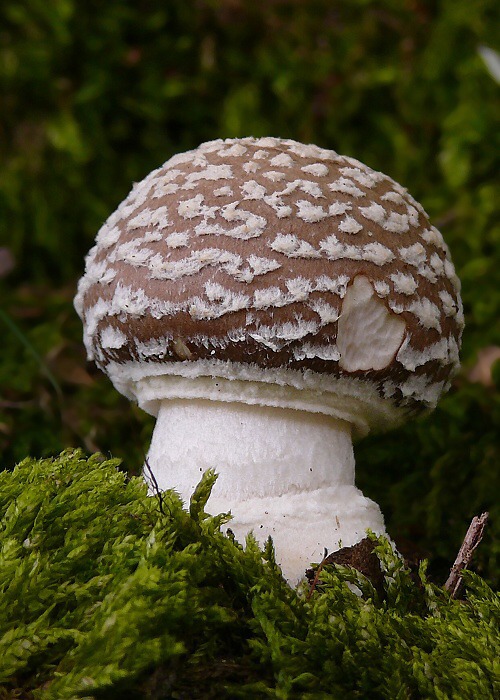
{"left": 75, "top": 137, "right": 463, "bottom": 434}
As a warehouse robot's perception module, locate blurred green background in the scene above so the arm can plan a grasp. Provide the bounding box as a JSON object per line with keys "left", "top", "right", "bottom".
{"left": 1, "top": 0, "right": 499, "bottom": 583}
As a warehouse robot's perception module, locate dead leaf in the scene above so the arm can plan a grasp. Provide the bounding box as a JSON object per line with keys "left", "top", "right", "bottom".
{"left": 0, "top": 248, "right": 15, "bottom": 278}
{"left": 468, "top": 346, "right": 500, "bottom": 387}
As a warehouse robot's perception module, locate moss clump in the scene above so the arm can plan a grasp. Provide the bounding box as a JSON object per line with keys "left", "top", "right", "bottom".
{"left": 1, "top": 0, "right": 499, "bottom": 592}
{"left": 0, "top": 451, "right": 498, "bottom": 699}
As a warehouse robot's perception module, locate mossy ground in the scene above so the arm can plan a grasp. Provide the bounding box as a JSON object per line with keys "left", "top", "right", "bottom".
{"left": 0, "top": 451, "right": 498, "bottom": 699}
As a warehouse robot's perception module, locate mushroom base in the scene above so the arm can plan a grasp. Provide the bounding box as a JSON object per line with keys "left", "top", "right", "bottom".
{"left": 208, "top": 487, "right": 386, "bottom": 584}
{"left": 145, "top": 398, "right": 386, "bottom": 584}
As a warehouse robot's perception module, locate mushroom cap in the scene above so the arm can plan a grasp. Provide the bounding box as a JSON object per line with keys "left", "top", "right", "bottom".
{"left": 75, "top": 137, "right": 463, "bottom": 436}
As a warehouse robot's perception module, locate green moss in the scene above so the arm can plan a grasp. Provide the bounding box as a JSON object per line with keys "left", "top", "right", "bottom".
{"left": 0, "top": 451, "right": 498, "bottom": 698}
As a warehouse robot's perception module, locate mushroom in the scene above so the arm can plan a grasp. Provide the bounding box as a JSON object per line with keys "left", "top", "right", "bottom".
{"left": 74, "top": 137, "right": 463, "bottom": 584}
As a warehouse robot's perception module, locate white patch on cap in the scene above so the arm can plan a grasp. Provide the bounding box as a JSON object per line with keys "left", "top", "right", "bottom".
{"left": 362, "top": 243, "right": 395, "bottom": 265}
{"left": 127, "top": 208, "right": 155, "bottom": 230}
{"left": 241, "top": 180, "right": 267, "bottom": 200}
{"left": 286, "top": 142, "right": 336, "bottom": 160}
{"left": 112, "top": 240, "right": 154, "bottom": 266}
{"left": 184, "top": 164, "right": 233, "bottom": 186}
{"left": 274, "top": 180, "right": 301, "bottom": 196}
{"left": 153, "top": 205, "right": 172, "bottom": 225}
{"left": 205, "top": 281, "right": 229, "bottom": 301}
{"left": 329, "top": 202, "right": 352, "bottom": 216}
{"left": 455, "top": 304, "right": 465, "bottom": 331}
{"left": 192, "top": 153, "right": 208, "bottom": 168}
{"left": 98, "top": 268, "right": 117, "bottom": 285}
{"left": 439, "top": 290, "right": 458, "bottom": 317}
{"left": 262, "top": 170, "right": 286, "bottom": 182}
{"left": 219, "top": 252, "right": 244, "bottom": 277}
{"left": 374, "top": 281, "right": 390, "bottom": 297}
{"left": 253, "top": 287, "right": 284, "bottom": 309}
{"left": 339, "top": 168, "right": 377, "bottom": 188}
{"left": 388, "top": 300, "right": 404, "bottom": 314}
{"left": 342, "top": 160, "right": 384, "bottom": 177}
{"left": 277, "top": 318, "right": 318, "bottom": 341}
{"left": 444, "top": 259, "right": 460, "bottom": 291}
{"left": 275, "top": 205, "right": 293, "bottom": 219}
{"left": 406, "top": 205, "right": 420, "bottom": 227}
{"left": 189, "top": 288, "right": 250, "bottom": 320}
{"left": 221, "top": 202, "right": 249, "bottom": 222}
{"left": 155, "top": 168, "right": 182, "bottom": 185}
{"left": 383, "top": 212, "right": 410, "bottom": 234}
{"left": 135, "top": 337, "right": 171, "bottom": 359}
{"left": 286, "top": 276, "right": 312, "bottom": 302}
{"left": 112, "top": 283, "right": 151, "bottom": 316}
{"left": 270, "top": 234, "right": 320, "bottom": 258}
{"left": 309, "top": 300, "right": 340, "bottom": 325}
{"left": 150, "top": 248, "right": 247, "bottom": 281}
{"left": 294, "top": 343, "right": 341, "bottom": 361}
{"left": 319, "top": 235, "right": 347, "bottom": 259}
{"left": 243, "top": 161, "right": 260, "bottom": 174}
{"left": 143, "top": 231, "right": 163, "bottom": 243}
{"left": 217, "top": 143, "right": 247, "bottom": 157}
{"left": 271, "top": 153, "right": 294, "bottom": 167}
{"left": 380, "top": 191, "right": 405, "bottom": 205}
{"left": 397, "top": 336, "right": 458, "bottom": 372}
{"left": 320, "top": 236, "right": 394, "bottom": 266}
{"left": 247, "top": 255, "right": 281, "bottom": 276}
{"left": 338, "top": 216, "right": 363, "bottom": 234}
{"left": 399, "top": 243, "right": 427, "bottom": 268}
{"left": 301, "top": 163, "right": 329, "bottom": 177}
{"left": 165, "top": 231, "right": 190, "bottom": 248}
{"left": 358, "top": 203, "right": 386, "bottom": 225}
{"left": 430, "top": 253, "right": 445, "bottom": 276}
{"left": 328, "top": 178, "right": 365, "bottom": 198}
{"left": 399, "top": 375, "right": 445, "bottom": 407}
{"left": 162, "top": 152, "right": 192, "bottom": 169}
{"left": 296, "top": 200, "right": 329, "bottom": 223}
{"left": 214, "top": 186, "right": 233, "bottom": 197}
{"left": 390, "top": 272, "right": 418, "bottom": 295}
{"left": 163, "top": 183, "right": 180, "bottom": 195}
{"left": 407, "top": 298, "right": 441, "bottom": 331}
{"left": 421, "top": 227, "right": 446, "bottom": 251}
{"left": 218, "top": 206, "right": 267, "bottom": 239}
{"left": 178, "top": 194, "right": 217, "bottom": 220}
{"left": 315, "top": 274, "right": 350, "bottom": 297}
{"left": 337, "top": 276, "right": 406, "bottom": 372}
{"left": 96, "top": 224, "right": 121, "bottom": 249}
{"left": 262, "top": 193, "right": 292, "bottom": 219}
{"left": 100, "top": 326, "right": 128, "bottom": 350}
{"left": 299, "top": 181, "right": 324, "bottom": 198}
{"left": 416, "top": 264, "right": 438, "bottom": 284}
{"left": 257, "top": 137, "right": 281, "bottom": 148}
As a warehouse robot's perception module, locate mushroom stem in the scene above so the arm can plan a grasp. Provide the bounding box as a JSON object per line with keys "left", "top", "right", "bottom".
{"left": 145, "top": 398, "right": 386, "bottom": 584}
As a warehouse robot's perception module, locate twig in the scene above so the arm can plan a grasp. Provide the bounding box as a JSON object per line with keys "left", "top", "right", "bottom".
{"left": 143, "top": 456, "right": 165, "bottom": 516}
{"left": 306, "top": 548, "right": 329, "bottom": 600}
{"left": 444, "top": 512, "right": 489, "bottom": 598}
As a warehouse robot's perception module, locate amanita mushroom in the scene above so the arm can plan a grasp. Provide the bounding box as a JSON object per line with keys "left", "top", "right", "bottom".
{"left": 75, "top": 137, "right": 463, "bottom": 583}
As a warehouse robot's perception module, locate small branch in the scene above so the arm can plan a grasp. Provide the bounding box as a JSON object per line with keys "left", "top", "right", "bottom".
{"left": 306, "top": 548, "right": 329, "bottom": 600}
{"left": 143, "top": 457, "right": 165, "bottom": 516}
{"left": 444, "top": 512, "right": 489, "bottom": 598}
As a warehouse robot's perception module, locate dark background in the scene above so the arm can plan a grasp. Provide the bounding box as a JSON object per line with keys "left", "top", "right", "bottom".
{"left": 1, "top": 0, "right": 499, "bottom": 583}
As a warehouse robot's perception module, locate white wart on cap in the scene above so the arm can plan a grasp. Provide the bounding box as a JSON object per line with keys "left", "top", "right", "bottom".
{"left": 75, "top": 137, "right": 463, "bottom": 583}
